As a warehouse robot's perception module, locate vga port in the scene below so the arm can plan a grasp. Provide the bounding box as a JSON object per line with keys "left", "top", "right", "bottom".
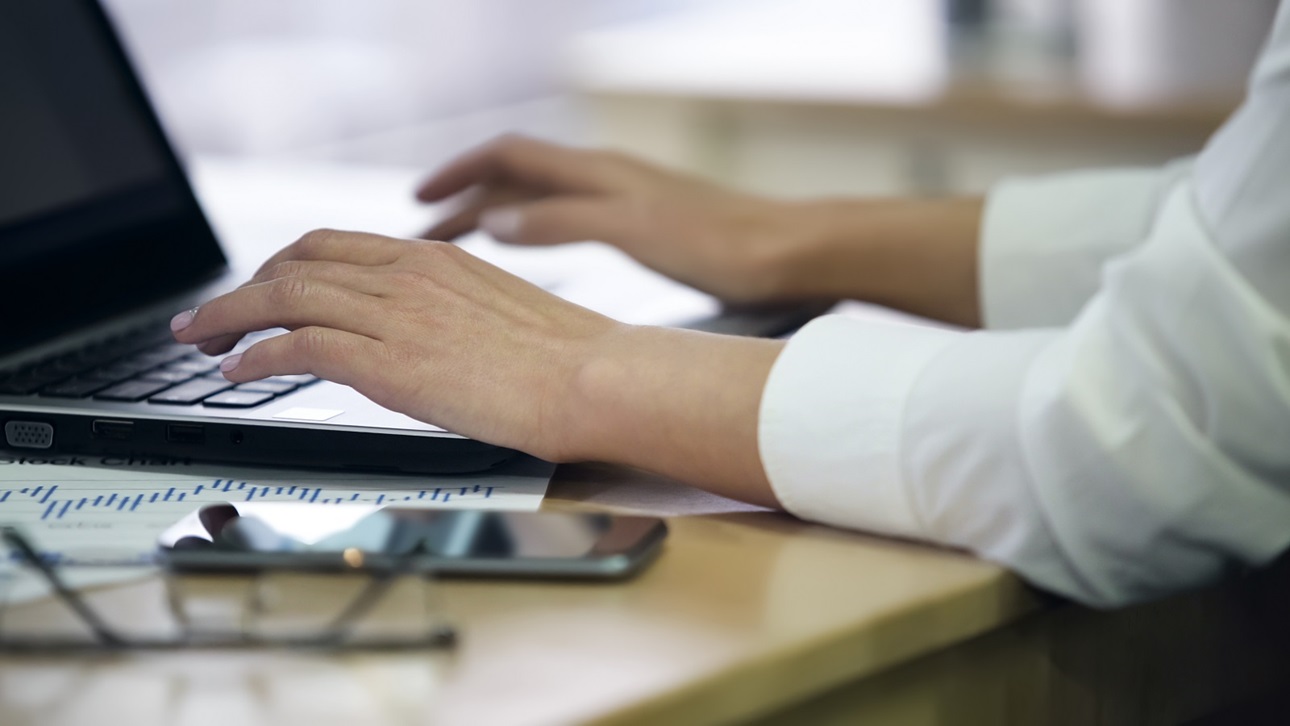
{"left": 4, "top": 421, "right": 54, "bottom": 449}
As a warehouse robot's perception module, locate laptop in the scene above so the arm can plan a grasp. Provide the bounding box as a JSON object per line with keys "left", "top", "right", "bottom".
{"left": 0, "top": 0, "right": 823, "bottom": 475}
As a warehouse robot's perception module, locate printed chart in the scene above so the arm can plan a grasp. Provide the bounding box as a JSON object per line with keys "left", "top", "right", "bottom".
{"left": 0, "top": 456, "right": 552, "bottom": 567}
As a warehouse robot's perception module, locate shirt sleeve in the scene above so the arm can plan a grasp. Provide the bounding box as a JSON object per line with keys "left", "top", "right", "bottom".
{"left": 981, "top": 159, "right": 1193, "bottom": 330}
{"left": 759, "top": 5, "right": 1290, "bottom": 608}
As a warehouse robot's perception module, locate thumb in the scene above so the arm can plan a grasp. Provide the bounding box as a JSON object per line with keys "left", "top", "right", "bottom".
{"left": 480, "top": 198, "right": 629, "bottom": 247}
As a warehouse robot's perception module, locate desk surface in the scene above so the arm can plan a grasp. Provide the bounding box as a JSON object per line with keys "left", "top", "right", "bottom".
{"left": 0, "top": 464, "right": 1039, "bottom": 726}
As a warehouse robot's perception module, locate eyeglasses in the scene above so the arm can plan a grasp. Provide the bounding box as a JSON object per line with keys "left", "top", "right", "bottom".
{"left": 0, "top": 526, "right": 456, "bottom": 653}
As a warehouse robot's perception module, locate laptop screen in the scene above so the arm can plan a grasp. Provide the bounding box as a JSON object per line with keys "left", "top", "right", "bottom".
{"left": 0, "top": 1, "right": 226, "bottom": 357}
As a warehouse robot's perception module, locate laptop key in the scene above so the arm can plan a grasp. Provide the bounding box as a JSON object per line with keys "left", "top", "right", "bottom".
{"left": 89, "top": 361, "right": 159, "bottom": 381}
{"left": 0, "top": 362, "right": 74, "bottom": 393}
{"left": 234, "top": 380, "right": 298, "bottom": 394}
{"left": 40, "top": 378, "right": 114, "bottom": 398}
{"left": 95, "top": 380, "right": 176, "bottom": 402}
{"left": 164, "top": 357, "right": 222, "bottom": 374}
{"left": 44, "top": 352, "right": 100, "bottom": 376}
{"left": 0, "top": 377, "right": 49, "bottom": 396}
{"left": 124, "top": 344, "right": 194, "bottom": 368}
{"left": 271, "top": 374, "right": 319, "bottom": 386}
{"left": 148, "top": 378, "right": 234, "bottom": 405}
{"left": 202, "top": 390, "right": 276, "bottom": 408}
{"left": 139, "top": 369, "right": 198, "bottom": 384}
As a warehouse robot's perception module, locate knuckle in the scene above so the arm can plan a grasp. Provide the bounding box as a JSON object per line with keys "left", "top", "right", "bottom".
{"left": 290, "top": 326, "right": 331, "bottom": 358}
{"left": 267, "top": 260, "right": 304, "bottom": 280}
{"left": 426, "top": 238, "right": 457, "bottom": 255}
{"left": 267, "top": 275, "right": 310, "bottom": 307}
{"left": 389, "top": 269, "right": 428, "bottom": 291}
{"left": 296, "top": 228, "right": 340, "bottom": 254}
{"left": 413, "top": 239, "right": 457, "bottom": 262}
{"left": 491, "top": 133, "right": 534, "bottom": 162}
{"left": 492, "top": 132, "right": 525, "bottom": 151}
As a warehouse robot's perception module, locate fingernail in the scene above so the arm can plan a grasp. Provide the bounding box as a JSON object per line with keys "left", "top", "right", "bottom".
{"left": 170, "top": 307, "right": 198, "bottom": 332}
{"left": 480, "top": 207, "right": 522, "bottom": 241}
{"left": 219, "top": 354, "right": 243, "bottom": 373}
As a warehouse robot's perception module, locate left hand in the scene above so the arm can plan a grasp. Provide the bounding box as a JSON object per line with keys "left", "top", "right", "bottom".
{"left": 170, "top": 228, "right": 622, "bottom": 461}
{"left": 416, "top": 134, "right": 808, "bottom": 305}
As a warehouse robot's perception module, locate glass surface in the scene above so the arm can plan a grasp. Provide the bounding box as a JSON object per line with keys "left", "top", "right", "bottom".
{"left": 0, "top": 1, "right": 177, "bottom": 258}
{"left": 0, "top": 0, "right": 225, "bottom": 355}
{"left": 159, "top": 504, "right": 618, "bottom": 562}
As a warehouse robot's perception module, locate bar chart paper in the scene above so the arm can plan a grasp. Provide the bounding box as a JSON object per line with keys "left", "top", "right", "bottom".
{"left": 0, "top": 453, "right": 552, "bottom": 603}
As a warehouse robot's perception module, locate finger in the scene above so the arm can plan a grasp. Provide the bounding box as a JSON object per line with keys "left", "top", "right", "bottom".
{"left": 420, "top": 185, "right": 535, "bottom": 241}
{"left": 195, "top": 261, "right": 390, "bottom": 354}
{"left": 174, "top": 277, "right": 390, "bottom": 352}
{"left": 246, "top": 259, "right": 391, "bottom": 296}
{"left": 253, "top": 228, "right": 410, "bottom": 279}
{"left": 478, "top": 198, "right": 630, "bottom": 247}
{"left": 197, "top": 333, "right": 245, "bottom": 357}
{"left": 219, "top": 327, "right": 388, "bottom": 398}
{"left": 415, "top": 134, "right": 616, "bottom": 203}
{"left": 193, "top": 260, "right": 393, "bottom": 355}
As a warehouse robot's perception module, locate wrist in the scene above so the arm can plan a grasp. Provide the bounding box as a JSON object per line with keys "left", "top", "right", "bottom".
{"left": 777, "top": 197, "right": 984, "bottom": 326}
{"left": 755, "top": 197, "right": 909, "bottom": 304}
{"left": 562, "top": 324, "right": 784, "bottom": 507}
{"left": 727, "top": 197, "right": 844, "bottom": 303}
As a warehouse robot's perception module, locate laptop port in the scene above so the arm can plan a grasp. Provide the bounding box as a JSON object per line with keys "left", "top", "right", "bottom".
{"left": 166, "top": 423, "right": 205, "bottom": 445}
{"left": 5, "top": 421, "right": 54, "bottom": 449}
{"left": 91, "top": 419, "right": 133, "bottom": 442}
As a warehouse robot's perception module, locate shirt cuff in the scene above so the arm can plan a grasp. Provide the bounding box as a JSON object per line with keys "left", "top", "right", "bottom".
{"left": 758, "top": 315, "right": 960, "bottom": 539}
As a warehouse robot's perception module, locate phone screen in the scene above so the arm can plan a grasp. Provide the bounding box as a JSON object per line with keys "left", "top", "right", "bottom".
{"left": 157, "top": 503, "right": 668, "bottom": 579}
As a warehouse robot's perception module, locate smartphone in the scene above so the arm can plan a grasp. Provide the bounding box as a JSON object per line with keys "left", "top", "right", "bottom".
{"left": 156, "top": 503, "right": 668, "bottom": 580}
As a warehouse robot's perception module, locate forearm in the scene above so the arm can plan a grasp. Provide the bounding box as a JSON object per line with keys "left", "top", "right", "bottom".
{"left": 565, "top": 325, "right": 784, "bottom": 508}
{"left": 553, "top": 196, "right": 983, "bottom": 503}
{"left": 774, "top": 197, "right": 984, "bottom": 328}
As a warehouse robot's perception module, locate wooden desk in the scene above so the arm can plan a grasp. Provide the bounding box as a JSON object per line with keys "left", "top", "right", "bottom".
{"left": 1, "top": 464, "right": 1286, "bottom": 726}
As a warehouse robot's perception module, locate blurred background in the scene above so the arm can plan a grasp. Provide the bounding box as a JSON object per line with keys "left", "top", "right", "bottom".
{"left": 102, "top": 0, "right": 1277, "bottom": 198}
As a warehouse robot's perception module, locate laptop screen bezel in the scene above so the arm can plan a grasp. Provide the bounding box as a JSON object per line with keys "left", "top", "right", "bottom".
{"left": 0, "top": 0, "right": 228, "bottom": 360}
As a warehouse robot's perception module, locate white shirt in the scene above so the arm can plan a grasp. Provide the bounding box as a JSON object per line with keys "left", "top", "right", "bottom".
{"left": 758, "top": 3, "right": 1290, "bottom": 608}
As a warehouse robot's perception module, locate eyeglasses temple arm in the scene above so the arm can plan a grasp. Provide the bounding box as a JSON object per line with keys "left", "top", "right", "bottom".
{"left": 1, "top": 527, "right": 127, "bottom": 647}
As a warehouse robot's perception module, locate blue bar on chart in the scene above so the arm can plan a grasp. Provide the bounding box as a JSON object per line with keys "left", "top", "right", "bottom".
{"left": 0, "top": 478, "right": 502, "bottom": 522}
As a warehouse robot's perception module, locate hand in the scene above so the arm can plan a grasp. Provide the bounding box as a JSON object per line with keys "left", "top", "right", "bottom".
{"left": 419, "top": 135, "right": 986, "bottom": 327}
{"left": 170, "top": 229, "right": 622, "bottom": 462}
{"left": 171, "top": 227, "right": 783, "bottom": 507}
{"left": 417, "top": 134, "right": 805, "bottom": 305}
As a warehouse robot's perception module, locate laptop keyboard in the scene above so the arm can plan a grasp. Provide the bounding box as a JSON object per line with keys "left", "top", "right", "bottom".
{"left": 0, "top": 325, "right": 317, "bottom": 408}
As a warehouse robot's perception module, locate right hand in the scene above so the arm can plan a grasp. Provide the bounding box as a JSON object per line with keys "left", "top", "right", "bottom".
{"left": 416, "top": 134, "right": 805, "bottom": 305}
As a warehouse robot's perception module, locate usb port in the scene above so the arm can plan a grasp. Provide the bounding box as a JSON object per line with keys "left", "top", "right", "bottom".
{"left": 91, "top": 419, "right": 133, "bottom": 441}
{"left": 165, "top": 423, "right": 205, "bottom": 444}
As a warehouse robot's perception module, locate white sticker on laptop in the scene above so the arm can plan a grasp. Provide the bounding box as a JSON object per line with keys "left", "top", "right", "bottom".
{"left": 273, "top": 407, "right": 343, "bottom": 422}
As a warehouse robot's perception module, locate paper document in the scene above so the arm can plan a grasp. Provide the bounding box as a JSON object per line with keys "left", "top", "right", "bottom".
{"left": 0, "top": 453, "right": 552, "bottom": 604}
